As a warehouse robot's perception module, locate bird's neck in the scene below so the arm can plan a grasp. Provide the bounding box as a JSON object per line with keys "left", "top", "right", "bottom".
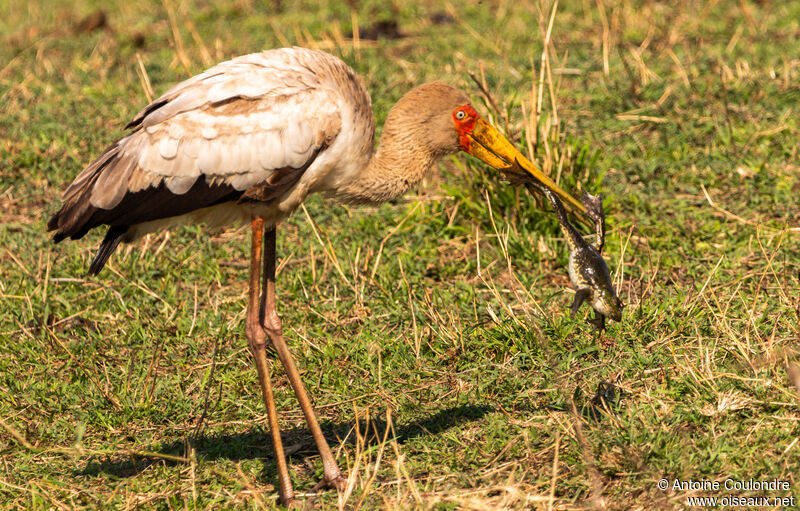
{"left": 335, "top": 121, "right": 439, "bottom": 204}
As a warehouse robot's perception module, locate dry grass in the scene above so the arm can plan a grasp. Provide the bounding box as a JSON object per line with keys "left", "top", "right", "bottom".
{"left": 1, "top": 0, "right": 799, "bottom": 509}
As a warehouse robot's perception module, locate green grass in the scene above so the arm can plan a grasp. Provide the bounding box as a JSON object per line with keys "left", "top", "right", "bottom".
{"left": 2, "top": 0, "right": 799, "bottom": 509}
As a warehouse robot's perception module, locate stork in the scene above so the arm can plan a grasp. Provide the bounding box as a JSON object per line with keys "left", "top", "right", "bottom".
{"left": 48, "top": 47, "right": 586, "bottom": 506}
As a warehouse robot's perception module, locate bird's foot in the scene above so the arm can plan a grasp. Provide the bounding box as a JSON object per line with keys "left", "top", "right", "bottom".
{"left": 278, "top": 496, "right": 310, "bottom": 510}
{"left": 311, "top": 474, "right": 347, "bottom": 493}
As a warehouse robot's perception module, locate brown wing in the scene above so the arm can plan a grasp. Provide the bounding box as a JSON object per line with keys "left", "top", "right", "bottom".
{"left": 77, "top": 148, "right": 322, "bottom": 275}
{"left": 47, "top": 49, "right": 344, "bottom": 273}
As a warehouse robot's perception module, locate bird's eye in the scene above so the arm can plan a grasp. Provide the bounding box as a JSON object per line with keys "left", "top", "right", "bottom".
{"left": 455, "top": 110, "right": 466, "bottom": 120}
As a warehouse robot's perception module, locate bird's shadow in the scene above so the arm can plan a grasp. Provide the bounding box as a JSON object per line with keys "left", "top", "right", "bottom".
{"left": 78, "top": 404, "right": 493, "bottom": 480}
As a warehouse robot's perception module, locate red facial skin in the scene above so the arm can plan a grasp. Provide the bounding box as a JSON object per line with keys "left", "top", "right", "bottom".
{"left": 453, "top": 105, "right": 479, "bottom": 152}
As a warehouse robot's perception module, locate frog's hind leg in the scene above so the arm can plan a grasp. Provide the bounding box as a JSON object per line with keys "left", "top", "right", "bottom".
{"left": 581, "top": 192, "right": 605, "bottom": 253}
{"left": 571, "top": 289, "right": 590, "bottom": 318}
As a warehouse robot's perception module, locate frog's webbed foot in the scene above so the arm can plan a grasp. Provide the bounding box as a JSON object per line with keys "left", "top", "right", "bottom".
{"left": 581, "top": 191, "right": 605, "bottom": 253}
{"left": 503, "top": 164, "right": 544, "bottom": 196}
{"left": 503, "top": 160, "right": 555, "bottom": 202}
{"left": 590, "top": 311, "right": 607, "bottom": 332}
{"left": 571, "top": 288, "right": 590, "bottom": 318}
{"left": 502, "top": 166, "right": 529, "bottom": 185}
{"left": 581, "top": 191, "right": 604, "bottom": 223}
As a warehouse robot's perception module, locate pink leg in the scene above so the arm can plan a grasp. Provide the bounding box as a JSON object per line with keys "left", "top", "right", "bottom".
{"left": 261, "top": 226, "right": 346, "bottom": 491}
{"left": 246, "top": 219, "right": 295, "bottom": 506}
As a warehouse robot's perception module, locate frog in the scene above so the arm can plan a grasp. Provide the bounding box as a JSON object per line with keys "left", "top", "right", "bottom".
{"left": 506, "top": 161, "right": 623, "bottom": 330}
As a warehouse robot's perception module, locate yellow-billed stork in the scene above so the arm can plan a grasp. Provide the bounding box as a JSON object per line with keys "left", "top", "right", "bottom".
{"left": 48, "top": 47, "right": 585, "bottom": 506}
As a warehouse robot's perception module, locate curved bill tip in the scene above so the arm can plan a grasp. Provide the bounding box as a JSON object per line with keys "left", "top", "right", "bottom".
{"left": 465, "top": 117, "right": 589, "bottom": 222}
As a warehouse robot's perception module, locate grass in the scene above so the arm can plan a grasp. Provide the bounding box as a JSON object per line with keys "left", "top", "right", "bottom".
{"left": 1, "top": 0, "right": 799, "bottom": 509}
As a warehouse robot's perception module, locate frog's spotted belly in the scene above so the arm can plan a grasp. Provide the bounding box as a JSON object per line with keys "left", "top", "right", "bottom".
{"left": 568, "top": 253, "right": 592, "bottom": 289}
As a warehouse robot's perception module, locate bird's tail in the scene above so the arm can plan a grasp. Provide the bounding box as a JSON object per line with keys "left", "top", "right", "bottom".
{"left": 88, "top": 225, "right": 128, "bottom": 275}
{"left": 47, "top": 143, "right": 121, "bottom": 242}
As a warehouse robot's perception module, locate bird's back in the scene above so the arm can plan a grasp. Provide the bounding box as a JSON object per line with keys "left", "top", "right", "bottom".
{"left": 48, "top": 47, "right": 374, "bottom": 274}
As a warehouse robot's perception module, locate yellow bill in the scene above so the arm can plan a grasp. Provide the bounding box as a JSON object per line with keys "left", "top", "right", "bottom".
{"left": 466, "top": 117, "right": 589, "bottom": 223}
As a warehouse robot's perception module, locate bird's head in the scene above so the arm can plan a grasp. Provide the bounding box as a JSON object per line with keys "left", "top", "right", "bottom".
{"left": 390, "top": 82, "right": 586, "bottom": 217}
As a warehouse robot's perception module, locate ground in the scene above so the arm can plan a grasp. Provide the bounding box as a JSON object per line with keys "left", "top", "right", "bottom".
{"left": 1, "top": 0, "right": 799, "bottom": 509}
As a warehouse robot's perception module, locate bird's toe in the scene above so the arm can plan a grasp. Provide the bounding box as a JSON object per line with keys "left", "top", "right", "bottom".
{"left": 279, "top": 496, "right": 311, "bottom": 510}
{"left": 311, "top": 474, "right": 347, "bottom": 493}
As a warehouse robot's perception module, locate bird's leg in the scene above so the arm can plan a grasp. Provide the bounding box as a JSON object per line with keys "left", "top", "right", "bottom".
{"left": 246, "top": 218, "right": 295, "bottom": 506}
{"left": 261, "top": 226, "right": 346, "bottom": 492}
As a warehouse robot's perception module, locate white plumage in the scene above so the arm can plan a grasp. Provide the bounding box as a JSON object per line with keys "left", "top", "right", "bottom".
{"left": 67, "top": 48, "right": 370, "bottom": 236}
